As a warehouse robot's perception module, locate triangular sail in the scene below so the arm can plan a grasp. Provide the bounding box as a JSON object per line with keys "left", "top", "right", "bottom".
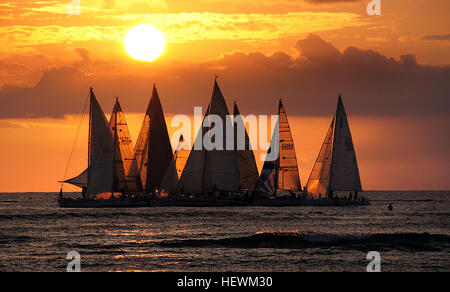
{"left": 329, "top": 96, "right": 362, "bottom": 192}
{"left": 134, "top": 85, "right": 173, "bottom": 193}
{"left": 305, "top": 118, "right": 335, "bottom": 198}
{"left": 109, "top": 99, "right": 142, "bottom": 193}
{"left": 160, "top": 135, "right": 189, "bottom": 195}
{"left": 234, "top": 102, "right": 259, "bottom": 191}
{"left": 85, "top": 88, "right": 115, "bottom": 196}
{"left": 277, "top": 100, "right": 301, "bottom": 191}
{"left": 255, "top": 118, "right": 280, "bottom": 196}
{"left": 177, "top": 79, "right": 240, "bottom": 195}
{"left": 305, "top": 95, "right": 362, "bottom": 198}
{"left": 63, "top": 168, "right": 88, "bottom": 188}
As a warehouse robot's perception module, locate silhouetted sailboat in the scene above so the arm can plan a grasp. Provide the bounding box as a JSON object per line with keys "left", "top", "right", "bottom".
{"left": 176, "top": 79, "right": 240, "bottom": 196}
{"left": 134, "top": 84, "right": 173, "bottom": 193}
{"left": 256, "top": 99, "right": 301, "bottom": 197}
{"left": 58, "top": 88, "right": 148, "bottom": 208}
{"left": 305, "top": 95, "right": 363, "bottom": 201}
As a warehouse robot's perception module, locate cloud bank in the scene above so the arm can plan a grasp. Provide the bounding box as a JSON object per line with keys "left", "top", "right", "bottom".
{"left": 0, "top": 35, "right": 449, "bottom": 119}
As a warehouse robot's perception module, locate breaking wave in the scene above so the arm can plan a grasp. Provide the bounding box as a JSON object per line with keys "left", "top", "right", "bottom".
{"left": 158, "top": 232, "right": 450, "bottom": 251}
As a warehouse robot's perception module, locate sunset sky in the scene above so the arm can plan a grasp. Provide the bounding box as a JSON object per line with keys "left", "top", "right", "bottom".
{"left": 0, "top": 0, "right": 449, "bottom": 192}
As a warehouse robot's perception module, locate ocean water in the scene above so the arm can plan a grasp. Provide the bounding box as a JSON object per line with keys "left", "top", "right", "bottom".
{"left": 0, "top": 191, "right": 448, "bottom": 272}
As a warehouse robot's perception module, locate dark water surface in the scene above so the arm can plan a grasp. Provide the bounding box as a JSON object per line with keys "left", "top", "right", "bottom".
{"left": 0, "top": 191, "right": 449, "bottom": 272}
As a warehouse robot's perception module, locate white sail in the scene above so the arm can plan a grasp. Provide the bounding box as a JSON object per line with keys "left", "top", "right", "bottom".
{"left": 109, "top": 99, "right": 142, "bottom": 193}
{"left": 134, "top": 85, "right": 173, "bottom": 193}
{"left": 234, "top": 102, "right": 259, "bottom": 191}
{"left": 177, "top": 79, "right": 240, "bottom": 195}
{"left": 305, "top": 95, "right": 362, "bottom": 198}
{"left": 85, "top": 88, "right": 115, "bottom": 196}
{"left": 329, "top": 96, "right": 362, "bottom": 192}
{"left": 277, "top": 100, "right": 301, "bottom": 191}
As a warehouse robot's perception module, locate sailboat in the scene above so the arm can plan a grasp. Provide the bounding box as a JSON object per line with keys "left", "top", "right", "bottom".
{"left": 58, "top": 88, "right": 149, "bottom": 208}
{"left": 152, "top": 79, "right": 256, "bottom": 207}
{"left": 254, "top": 99, "right": 302, "bottom": 204}
{"left": 176, "top": 78, "right": 241, "bottom": 196}
{"left": 134, "top": 84, "right": 174, "bottom": 194}
{"left": 304, "top": 95, "right": 368, "bottom": 206}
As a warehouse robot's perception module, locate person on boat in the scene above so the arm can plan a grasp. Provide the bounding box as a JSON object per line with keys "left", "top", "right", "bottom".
{"left": 388, "top": 203, "right": 393, "bottom": 211}
{"left": 349, "top": 193, "right": 353, "bottom": 201}
{"left": 354, "top": 190, "right": 358, "bottom": 200}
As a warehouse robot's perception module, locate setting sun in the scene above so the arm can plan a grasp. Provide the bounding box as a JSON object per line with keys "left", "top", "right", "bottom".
{"left": 125, "top": 25, "right": 165, "bottom": 62}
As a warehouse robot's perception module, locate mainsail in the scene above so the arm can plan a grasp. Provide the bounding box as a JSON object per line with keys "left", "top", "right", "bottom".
{"left": 134, "top": 85, "right": 173, "bottom": 193}
{"left": 256, "top": 99, "right": 301, "bottom": 196}
{"left": 278, "top": 100, "right": 301, "bottom": 191}
{"left": 109, "top": 99, "right": 143, "bottom": 193}
{"left": 176, "top": 79, "right": 240, "bottom": 195}
{"left": 305, "top": 95, "right": 362, "bottom": 198}
{"left": 85, "top": 88, "right": 115, "bottom": 196}
{"left": 234, "top": 102, "right": 259, "bottom": 191}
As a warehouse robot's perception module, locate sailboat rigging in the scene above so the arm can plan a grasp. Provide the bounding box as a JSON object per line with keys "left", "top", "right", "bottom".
{"left": 58, "top": 88, "right": 149, "bottom": 208}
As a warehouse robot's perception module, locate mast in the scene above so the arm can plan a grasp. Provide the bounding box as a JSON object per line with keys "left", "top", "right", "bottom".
{"left": 328, "top": 111, "right": 337, "bottom": 197}
{"left": 112, "top": 97, "right": 118, "bottom": 194}
{"left": 87, "top": 87, "right": 93, "bottom": 189}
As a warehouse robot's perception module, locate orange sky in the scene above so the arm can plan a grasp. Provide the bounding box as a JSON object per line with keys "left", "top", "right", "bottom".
{"left": 0, "top": 0, "right": 449, "bottom": 191}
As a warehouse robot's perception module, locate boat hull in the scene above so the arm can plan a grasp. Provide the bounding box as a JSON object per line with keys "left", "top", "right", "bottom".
{"left": 151, "top": 198, "right": 251, "bottom": 207}
{"left": 58, "top": 198, "right": 150, "bottom": 208}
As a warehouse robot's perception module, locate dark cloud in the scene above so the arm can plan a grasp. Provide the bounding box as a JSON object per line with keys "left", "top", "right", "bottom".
{"left": 421, "top": 33, "right": 450, "bottom": 41}
{"left": 0, "top": 67, "right": 89, "bottom": 118}
{"left": 0, "top": 34, "right": 449, "bottom": 119}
